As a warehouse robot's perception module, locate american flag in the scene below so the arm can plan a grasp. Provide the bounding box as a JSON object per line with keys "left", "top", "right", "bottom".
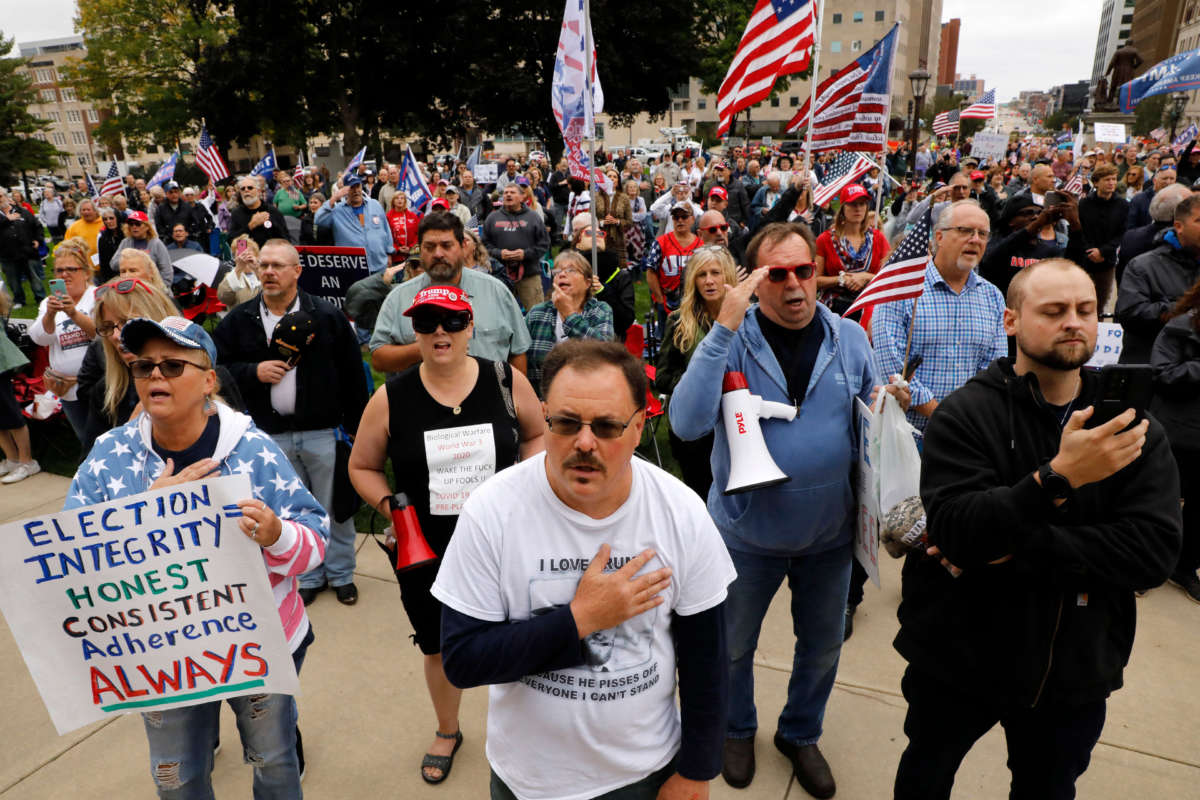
{"left": 960, "top": 89, "right": 996, "bottom": 120}
{"left": 812, "top": 151, "right": 874, "bottom": 207}
{"left": 932, "top": 109, "right": 959, "bottom": 137}
{"left": 717, "top": 0, "right": 816, "bottom": 137}
{"left": 293, "top": 152, "right": 305, "bottom": 183}
{"left": 195, "top": 126, "right": 230, "bottom": 183}
{"left": 1061, "top": 171, "right": 1086, "bottom": 196}
{"left": 85, "top": 172, "right": 100, "bottom": 199}
{"left": 842, "top": 208, "right": 931, "bottom": 318}
{"left": 99, "top": 160, "right": 123, "bottom": 197}
{"left": 784, "top": 24, "right": 898, "bottom": 153}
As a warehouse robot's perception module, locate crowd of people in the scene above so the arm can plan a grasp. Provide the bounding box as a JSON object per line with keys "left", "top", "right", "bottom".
{"left": 0, "top": 126, "right": 1196, "bottom": 800}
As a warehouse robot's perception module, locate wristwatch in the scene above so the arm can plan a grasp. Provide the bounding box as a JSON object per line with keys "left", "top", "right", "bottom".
{"left": 1037, "top": 461, "right": 1072, "bottom": 502}
{"left": 838, "top": 272, "right": 847, "bottom": 288}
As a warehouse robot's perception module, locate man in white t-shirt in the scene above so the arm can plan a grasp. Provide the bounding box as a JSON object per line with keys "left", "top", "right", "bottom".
{"left": 433, "top": 339, "right": 736, "bottom": 800}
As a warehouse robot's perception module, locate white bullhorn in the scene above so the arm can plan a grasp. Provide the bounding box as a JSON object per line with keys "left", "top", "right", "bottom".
{"left": 721, "top": 371, "right": 796, "bottom": 495}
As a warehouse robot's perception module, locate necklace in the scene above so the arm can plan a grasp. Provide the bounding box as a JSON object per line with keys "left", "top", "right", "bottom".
{"left": 1055, "top": 398, "right": 1075, "bottom": 427}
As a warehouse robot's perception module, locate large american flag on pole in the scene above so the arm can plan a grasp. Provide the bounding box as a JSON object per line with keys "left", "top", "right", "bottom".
{"left": 784, "top": 24, "right": 898, "bottom": 153}
{"left": 932, "top": 109, "right": 959, "bottom": 137}
{"left": 842, "top": 208, "right": 931, "bottom": 318}
{"left": 99, "top": 160, "right": 123, "bottom": 197}
{"left": 960, "top": 89, "right": 996, "bottom": 120}
{"left": 812, "top": 151, "right": 874, "bottom": 207}
{"left": 195, "top": 126, "right": 230, "bottom": 183}
{"left": 716, "top": 0, "right": 816, "bottom": 138}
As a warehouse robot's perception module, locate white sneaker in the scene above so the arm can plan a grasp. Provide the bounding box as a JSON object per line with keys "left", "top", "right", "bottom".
{"left": 0, "top": 460, "right": 13, "bottom": 477}
{"left": 1, "top": 461, "right": 40, "bottom": 484}
{"left": 11, "top": 303, "right": 23, "bottom": 310}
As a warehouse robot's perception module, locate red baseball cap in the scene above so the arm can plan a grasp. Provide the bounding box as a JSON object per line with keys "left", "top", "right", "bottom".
{"left": 404, "top": 285, "right": 473, "bottom": 317}
{"left": 126, "top": 210, "right": 150, "bottom": 224}
{"left": 430, "top": 197, "right": 450, "bottom": 210}
{"left": 840, "top": 184, "right": 869, "bottom": 204}
{"left": 970, "top": 170, "right": 986, "bottom": 181}
{"left": 709, "top": 185, "right": 728, "bottom": 200}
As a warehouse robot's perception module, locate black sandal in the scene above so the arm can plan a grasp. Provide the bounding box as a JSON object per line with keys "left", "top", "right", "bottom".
{"left": 421, "top": 730, "right": 463, "bottom": 784}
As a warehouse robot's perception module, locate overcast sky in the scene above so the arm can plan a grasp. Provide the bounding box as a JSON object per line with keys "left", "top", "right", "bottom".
{"left": 6, "top": 0, "right": 1104, "bottom": 102}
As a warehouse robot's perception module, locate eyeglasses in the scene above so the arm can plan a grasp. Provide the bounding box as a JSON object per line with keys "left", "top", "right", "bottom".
{"left": 96, "top": 318, "right": 128, "bottom": 337}
{"left": 765, "top": 263, "right": 815, "bottom": 283}
{"left": 129, "top": 358, "right": 207, "bottom": 379}
{"left": 701, "top": 223, "right": 730, "bottom": 234}
{"left": 946, "top": 226, "right": 990, "bottom": 241}
{"left": 126, "top": 221, "right": 145, "bottom": 227}
{"left": 411, "top": 311, "right": 472, "bottom": 334}
{"left": 544, "top": 408, "right": 641, "bottom": 439}
{"left": 96, "top": 277, "right": 153, "bottom": 299}
{"left": 53, "top": 266, "right": 85, "bottom": 275}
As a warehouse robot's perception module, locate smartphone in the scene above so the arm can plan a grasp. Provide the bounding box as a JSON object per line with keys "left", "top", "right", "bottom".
{"left": 1045, "top": 190, "right": 1069, "bottom": 207}
{"left": 1087, "top": 365, "right": 1154, "bottom": 429}
{"left": 49, "top": 279, "right": 66, "bottom": 298}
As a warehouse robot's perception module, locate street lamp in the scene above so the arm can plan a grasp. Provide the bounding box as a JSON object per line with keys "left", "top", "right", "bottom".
{"left": 1170, "top": 92, "right": 1190, "bottom": 141}
{"left": 907, "top": 68, "right": 931, "bottom": 176}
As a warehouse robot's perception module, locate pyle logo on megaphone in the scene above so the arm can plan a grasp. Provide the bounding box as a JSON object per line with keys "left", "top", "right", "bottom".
{"left": 721, "top": 372, "right": 797, "bottom": 495}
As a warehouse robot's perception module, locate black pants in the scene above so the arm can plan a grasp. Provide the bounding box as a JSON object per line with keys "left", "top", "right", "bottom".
{"left": 668, "top": 429, "right": 714, "bottom": 500}
{"left": 847, "top": 559, "right": 869, "bottom": 608}
{"left": 893, "top": 666, "right": 1106, "bottom": 800}
{"left": 1171, "top": 445, "right": 1200, "bottom": 575}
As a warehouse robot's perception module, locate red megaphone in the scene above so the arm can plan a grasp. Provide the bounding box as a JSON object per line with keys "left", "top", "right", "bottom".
{"left": 388, "top": 493, "right": 437, "bottom": 572}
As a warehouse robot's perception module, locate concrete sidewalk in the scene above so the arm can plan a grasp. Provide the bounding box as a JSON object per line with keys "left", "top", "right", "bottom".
{"left": 1, "top": 472, "right": 1197, "bottom": 798}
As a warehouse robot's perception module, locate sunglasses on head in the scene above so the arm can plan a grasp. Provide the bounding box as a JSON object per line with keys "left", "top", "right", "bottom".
{"left": 702, "top": 223, "right": 730, "bottom": 233}
{"left": 411, "top": 310, "right": 472, "bottom": 334}
{"left": 766, "top": 263, "right": 815, "bottom": 283}
{"left": 544, "top": 408, "right": 640, "bottom": 439}
{"left": 129, "top": 357, "right": 207, "bottom": 379}
{"left": 96, "top": 277, "right": 153, "bottom": 299}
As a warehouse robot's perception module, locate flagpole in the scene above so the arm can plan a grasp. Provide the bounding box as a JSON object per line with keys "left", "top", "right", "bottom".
{"left": 801, "top": 0, "right": 826, "bottom": 183}
{"left": 584, "top": 0, "right": 598, "bottom": 279}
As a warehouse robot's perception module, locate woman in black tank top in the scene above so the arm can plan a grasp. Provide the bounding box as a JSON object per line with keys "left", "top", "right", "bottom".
{"left": 348, "top": 284, "right": 544, "bottom": 783}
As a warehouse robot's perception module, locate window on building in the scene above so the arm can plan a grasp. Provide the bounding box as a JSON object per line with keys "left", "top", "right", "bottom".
{"left": 1121, "top": 13, "right": 1133, "bottom": 23}
{"left": 40, "top": 88, "right": 56, "bottom": 102}
{"left": 832, "top": 12, "right": 842, "bottom": 23}
{"left": 58, "top": 155, "right": 71, "bottom": 167}
{"left": 770, "top": 96, "right": 780, "bottom": 107}
{"left": 71, "top": 131, "right": 87, "bottom": 145}
{"left": 853, "top": 11, "right": 864, "bottom": 22}
{"left": 60, "top": 87, "right": 77, "bottom": 102}
{"left": 86, "top": 109, "right": 98, "bottom": 123}
{"left": 790, "top": 96, "right": 800, "bottom": 107}
{"left": 851, "top": 40, "right": 862, "bottom": 51}
{"left": 52, "top": 132, "right": 66, "bottom": 146}
{"left": 77, "top": 154, "right": 90, "bottom": 167}
{"left": 46, "top": 111, "right": 60, "bottom": 122}
{"left": 34, "top": 133, "right": 46, "bottom": 142}
{"left": 874, "top": 10, "right": 885, "bottom": 21}
{"left": 831, "top": 40, "right": 842, "bottom": 53}
{"left": 66, "top": 109, "right": 81, "bottom": 123}
{"left": 34, "top": 67, "right": 55, "bottom": 83}
{"left": 595, "top": 122, "right": 606, "bottom": 139}
{"left": 698, "top": 98, "right": 707, "bottom": 109}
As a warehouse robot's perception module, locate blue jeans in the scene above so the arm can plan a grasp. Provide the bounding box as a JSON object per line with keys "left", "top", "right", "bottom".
{"left": 725, "top": 543, "right": 852, "bottom": 745}
{"left": 143, "top": 626, "right": 313, "bottom": 799}
{"left": 270, "top": 428, "right": 356, "bottom": 588}
{"left": 1, "top": 257, "right": 45, "bottom": 305}
{"left": 61, "top": 398, "right": 88, "bottom": 444}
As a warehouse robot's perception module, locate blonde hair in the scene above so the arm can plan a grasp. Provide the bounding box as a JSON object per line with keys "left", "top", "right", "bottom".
{"left": 672, "top": 246, "right": 738, "bottom": 351}
{"left": 54, "top": 237, "right": 92, "bottom": 275}
{"left": 123, "top": 218, "right": 158, "bottom": 239}
{"left": 118, "top": 249, "right": 167, "bottom": 292}
{"left": 92, "top": 279, "right": 179, "bottom": 422}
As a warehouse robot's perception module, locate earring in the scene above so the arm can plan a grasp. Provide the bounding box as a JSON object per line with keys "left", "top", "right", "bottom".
{"left": 204, "top": 394, "right": 217, "bottom": 416}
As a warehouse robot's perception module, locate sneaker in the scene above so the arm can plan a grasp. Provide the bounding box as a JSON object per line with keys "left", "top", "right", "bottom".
{"left": 1169, "top": 571, "right": 1200, "bottom": 604}
{"left": 11, "top": 303, "right": 23, "bottom": 310}
{"left": 334, "top": 582, "right": 358, "bottom": 606}
{"left": 1, "top": 461, "right": 40, "bottom": 484}
{"left": 0, "top": 460, "right": 14, "bottom": 478}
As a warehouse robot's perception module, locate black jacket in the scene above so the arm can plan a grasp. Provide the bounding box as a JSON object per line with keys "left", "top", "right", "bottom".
{"left": 1126, "top": 186, "right": 1154, "bottom": 229}
{"left": 1116, "top": 221, "right": 1168, "bottom": 285}
{"left": 897, "top": 359, "right": 1181, "bottom": 708}
{"left": 228, "top": 202, "right": 292, "bottom": 248}
{"left": 0, "top": 206, "right": 43, "bottom": 261}
{"left": 1150, "top": 312, "right": 1200, "bottom": 452}
{"left": 155, "top": 200, "right": 210, "bottom": 244}
{"left": 1116, "top": 241, "right": 1200, "bottom": 363}
{"left": 980, "top": 225, "right": 1088, "bottom": 298}
{"left": 1077, "top": 191, "right": 1128, "bottom": 272}
{"left": 212, "top": 289, "right": 368, "bottom": 435}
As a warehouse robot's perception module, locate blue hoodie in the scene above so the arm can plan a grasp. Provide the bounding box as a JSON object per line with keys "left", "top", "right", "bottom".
{"left": 669, "top": 303, "right": 877, "bottom": 557}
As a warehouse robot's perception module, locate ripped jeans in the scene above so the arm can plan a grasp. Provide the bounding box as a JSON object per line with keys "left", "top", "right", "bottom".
{"left": 143, "top": 626, "right": 314, "bottom": 799}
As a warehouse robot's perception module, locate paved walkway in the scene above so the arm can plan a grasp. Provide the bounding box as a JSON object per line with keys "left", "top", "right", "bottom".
{"left": 1, "top": 472, "right": 1197, "bottom": 798}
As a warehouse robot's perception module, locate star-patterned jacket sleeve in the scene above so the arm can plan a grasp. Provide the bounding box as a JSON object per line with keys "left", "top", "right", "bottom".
{"left": 235, "top": 427, "right": 329, "bottom": 578}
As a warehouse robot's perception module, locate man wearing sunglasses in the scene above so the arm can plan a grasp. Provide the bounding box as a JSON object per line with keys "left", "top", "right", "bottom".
{"left": 434, "top": 339, "right": 736, "bottom": 800}
{"left": 670, "top": 221, "right": 901, "bottom": 797}
{"left": 213, "top": 238, "right": 369, "bottom": 606}
{"left": 229, "top": 177, "right": 291, "bottom": 249}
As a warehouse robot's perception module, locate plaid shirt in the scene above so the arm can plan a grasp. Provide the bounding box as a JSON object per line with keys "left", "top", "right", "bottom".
{"left": 871, "top": 259, "right": 1006, "bottom": 431}
{"left": 525, "top": 297, "right": 615, "bottom": 390}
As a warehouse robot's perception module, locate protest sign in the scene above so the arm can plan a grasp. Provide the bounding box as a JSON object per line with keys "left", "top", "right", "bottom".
{"left": 1094, "top": 122, "right": 1127, "bottom": 143}
{"left": 1087, "top": 322, "right": 1124, "bottom": 367}
{"left": 970, "top": 132, "right": 1008, "bottom": 163}
{"left": 854, "top": 398, "right": 881, "bottom": 587}
{"left": 0, "top": 475, "right": 299, "bottom": 735}
{"left": 296, "top": 245, "right": 370, "bottom": 306}
{"left": 473, "top": 163, "right": 499, "bottom": 184}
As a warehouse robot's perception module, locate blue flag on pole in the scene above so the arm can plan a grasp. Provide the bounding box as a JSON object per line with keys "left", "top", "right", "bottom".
{"left": 1120, "top": 46, "right": 1200, "bottom": 112}
{"left": 465, "top": 145, "right": 482, "bottom": 171}
{"left": 147, "top": 152, "right": 179, "bottom": 189}
{"left": 343, "top": 146, "right": 367, "bottom": 182}
{"left": 398, "top": 145, "right": 432, "bottom": 212}
{"left": 250, "top": 148, "right": 277, "bottom": 177}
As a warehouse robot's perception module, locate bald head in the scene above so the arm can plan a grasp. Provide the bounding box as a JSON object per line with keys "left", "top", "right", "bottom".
{"left": 1030, "top": 165, "right": 1055, "bottom": 194}
{"left": 698, "top": 210, "right": 729, "bottom": 246}
{"left": 1006, "top": 258, "right": 1092, "bottom": 311}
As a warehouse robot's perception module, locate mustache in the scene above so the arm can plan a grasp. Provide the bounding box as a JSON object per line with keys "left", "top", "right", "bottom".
{"left": 563, "top": 452, "right": 605, "bottom": 473}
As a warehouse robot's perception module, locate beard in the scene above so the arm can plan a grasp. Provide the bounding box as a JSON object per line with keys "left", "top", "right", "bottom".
{"left": 1016, "top": 334, "right": 1093, "bottom": 371}
{"left": 425, "top": 258, "right": 461, "bottom": 282}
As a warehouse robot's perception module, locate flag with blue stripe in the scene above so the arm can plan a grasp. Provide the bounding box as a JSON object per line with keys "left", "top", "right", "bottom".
{"left": 250, "top": 149, "right": 277, "bottom": 178}
{"left": 399, "top": 145, "right": 432, "bottom": 212}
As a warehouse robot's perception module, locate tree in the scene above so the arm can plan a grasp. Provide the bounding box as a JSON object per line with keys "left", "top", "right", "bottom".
{"left": 1132, "top": 94, "right": 1168, "bottom": 137}
{"left": 0, "top": 32, "right": 62, "bottom": 183}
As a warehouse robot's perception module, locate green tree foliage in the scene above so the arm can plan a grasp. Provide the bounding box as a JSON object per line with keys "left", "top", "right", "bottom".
{"left": 1132, "top": 94, "right": 1168, "bottom": 137}
{"left": 0, "top": 32, "right": 62, "bottom": 182}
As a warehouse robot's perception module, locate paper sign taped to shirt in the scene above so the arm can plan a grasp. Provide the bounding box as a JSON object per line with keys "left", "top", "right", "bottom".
{"left": 1086, "top": 322, "right": 1123, "bottom": 367}
{"left": 0, "top": 475, "right": 299, "bottom": 735}
{"left": 854, "top": 398, "right": 881, "bottom": 587}
{"left": 424, "top": 424, "right": 497, "bottom": 516}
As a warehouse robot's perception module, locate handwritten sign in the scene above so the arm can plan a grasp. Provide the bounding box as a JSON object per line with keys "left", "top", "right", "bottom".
{"left": 1095, "top": 122, "right": 1128, "bottom": 144}
{"left": 423, "top": 424, "right": 496, "bottom": 516}
{"left": 296, "top": 245, "right": 370, "bottom": 306}
{"left": 473, "top": 163, "right": 499, "bottom": 184}
{"left": 1087, "top": 322, "right": 1124, "bottom": 367}
{"left": 854, "top": 398, "right": 881, "bottom": 587}
{"left": 970, "top": 132, "right": 1008, "bottom": 163}
{"left": 0, "top": 475, "right": 299, "bottom": 734}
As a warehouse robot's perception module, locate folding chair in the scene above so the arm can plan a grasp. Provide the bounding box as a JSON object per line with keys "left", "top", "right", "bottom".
{"left": 623, "top": 321, "right": 665, "bottom": 466}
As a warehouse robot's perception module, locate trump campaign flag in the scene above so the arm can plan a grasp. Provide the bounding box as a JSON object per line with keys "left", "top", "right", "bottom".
{"left": 398, "top": 145, "right": 432, "bottom": 212}
{"left": 250, "top": 148, "right": 277, "bottom": 178}
{"left": 1120, "top": 45, "right": 1200, "bottom": 112}
{"left": 146, "top": 152, "right": 179, "bottom": 190}
{"left": 552, "top": 0, "right": 604, "bottom": 180}
{"left": 716, "top": 0, "right": 816, "bottom": 137}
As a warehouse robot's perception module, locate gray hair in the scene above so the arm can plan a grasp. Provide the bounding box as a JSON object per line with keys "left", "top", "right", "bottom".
{"left": 1150, "top": 183, "right": 1193, "bottom": 223}
{"left": 934, "top": 199, "right": 985, "bottom": 232}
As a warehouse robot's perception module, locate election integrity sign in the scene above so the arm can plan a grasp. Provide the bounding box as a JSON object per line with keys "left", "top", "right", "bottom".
{"left": 0, "top": 475, "right": 299, "bottom": 735}
{"left": 296, "top": 245, "right": 370, "bottom": 307}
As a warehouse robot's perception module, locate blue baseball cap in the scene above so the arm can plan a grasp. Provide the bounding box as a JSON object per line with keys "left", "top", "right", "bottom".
{"left": 121, "top": 316, "right": 219, "bottom": 366}
{"left": 343, "top": 173, "right": 364, "bottom": 187}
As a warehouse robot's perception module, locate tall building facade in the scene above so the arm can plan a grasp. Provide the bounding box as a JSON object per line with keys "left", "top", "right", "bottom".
{"left": 937, "top": 18, "right": 961, "bottom": 86}
{"left": 1130, "top": 0, "right": 1183, "bottom": 74}
{"left": 1172, "top": 1, "right": 1200, "bottom": 126}
{"left": 1090, "top": 0, "right": 1136, "bottom": 97}
{"left": 18, "top": 37, "right": 106, "bottom": 177}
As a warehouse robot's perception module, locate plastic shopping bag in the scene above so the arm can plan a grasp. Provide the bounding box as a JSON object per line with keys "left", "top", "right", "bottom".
{"left": 870, "top": 392, "right": 927, "bottom": 558}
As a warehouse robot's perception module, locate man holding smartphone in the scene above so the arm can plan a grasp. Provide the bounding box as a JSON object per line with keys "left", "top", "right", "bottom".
{"left": 892, "top": 258, "right": 1182, "bottom": 799}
